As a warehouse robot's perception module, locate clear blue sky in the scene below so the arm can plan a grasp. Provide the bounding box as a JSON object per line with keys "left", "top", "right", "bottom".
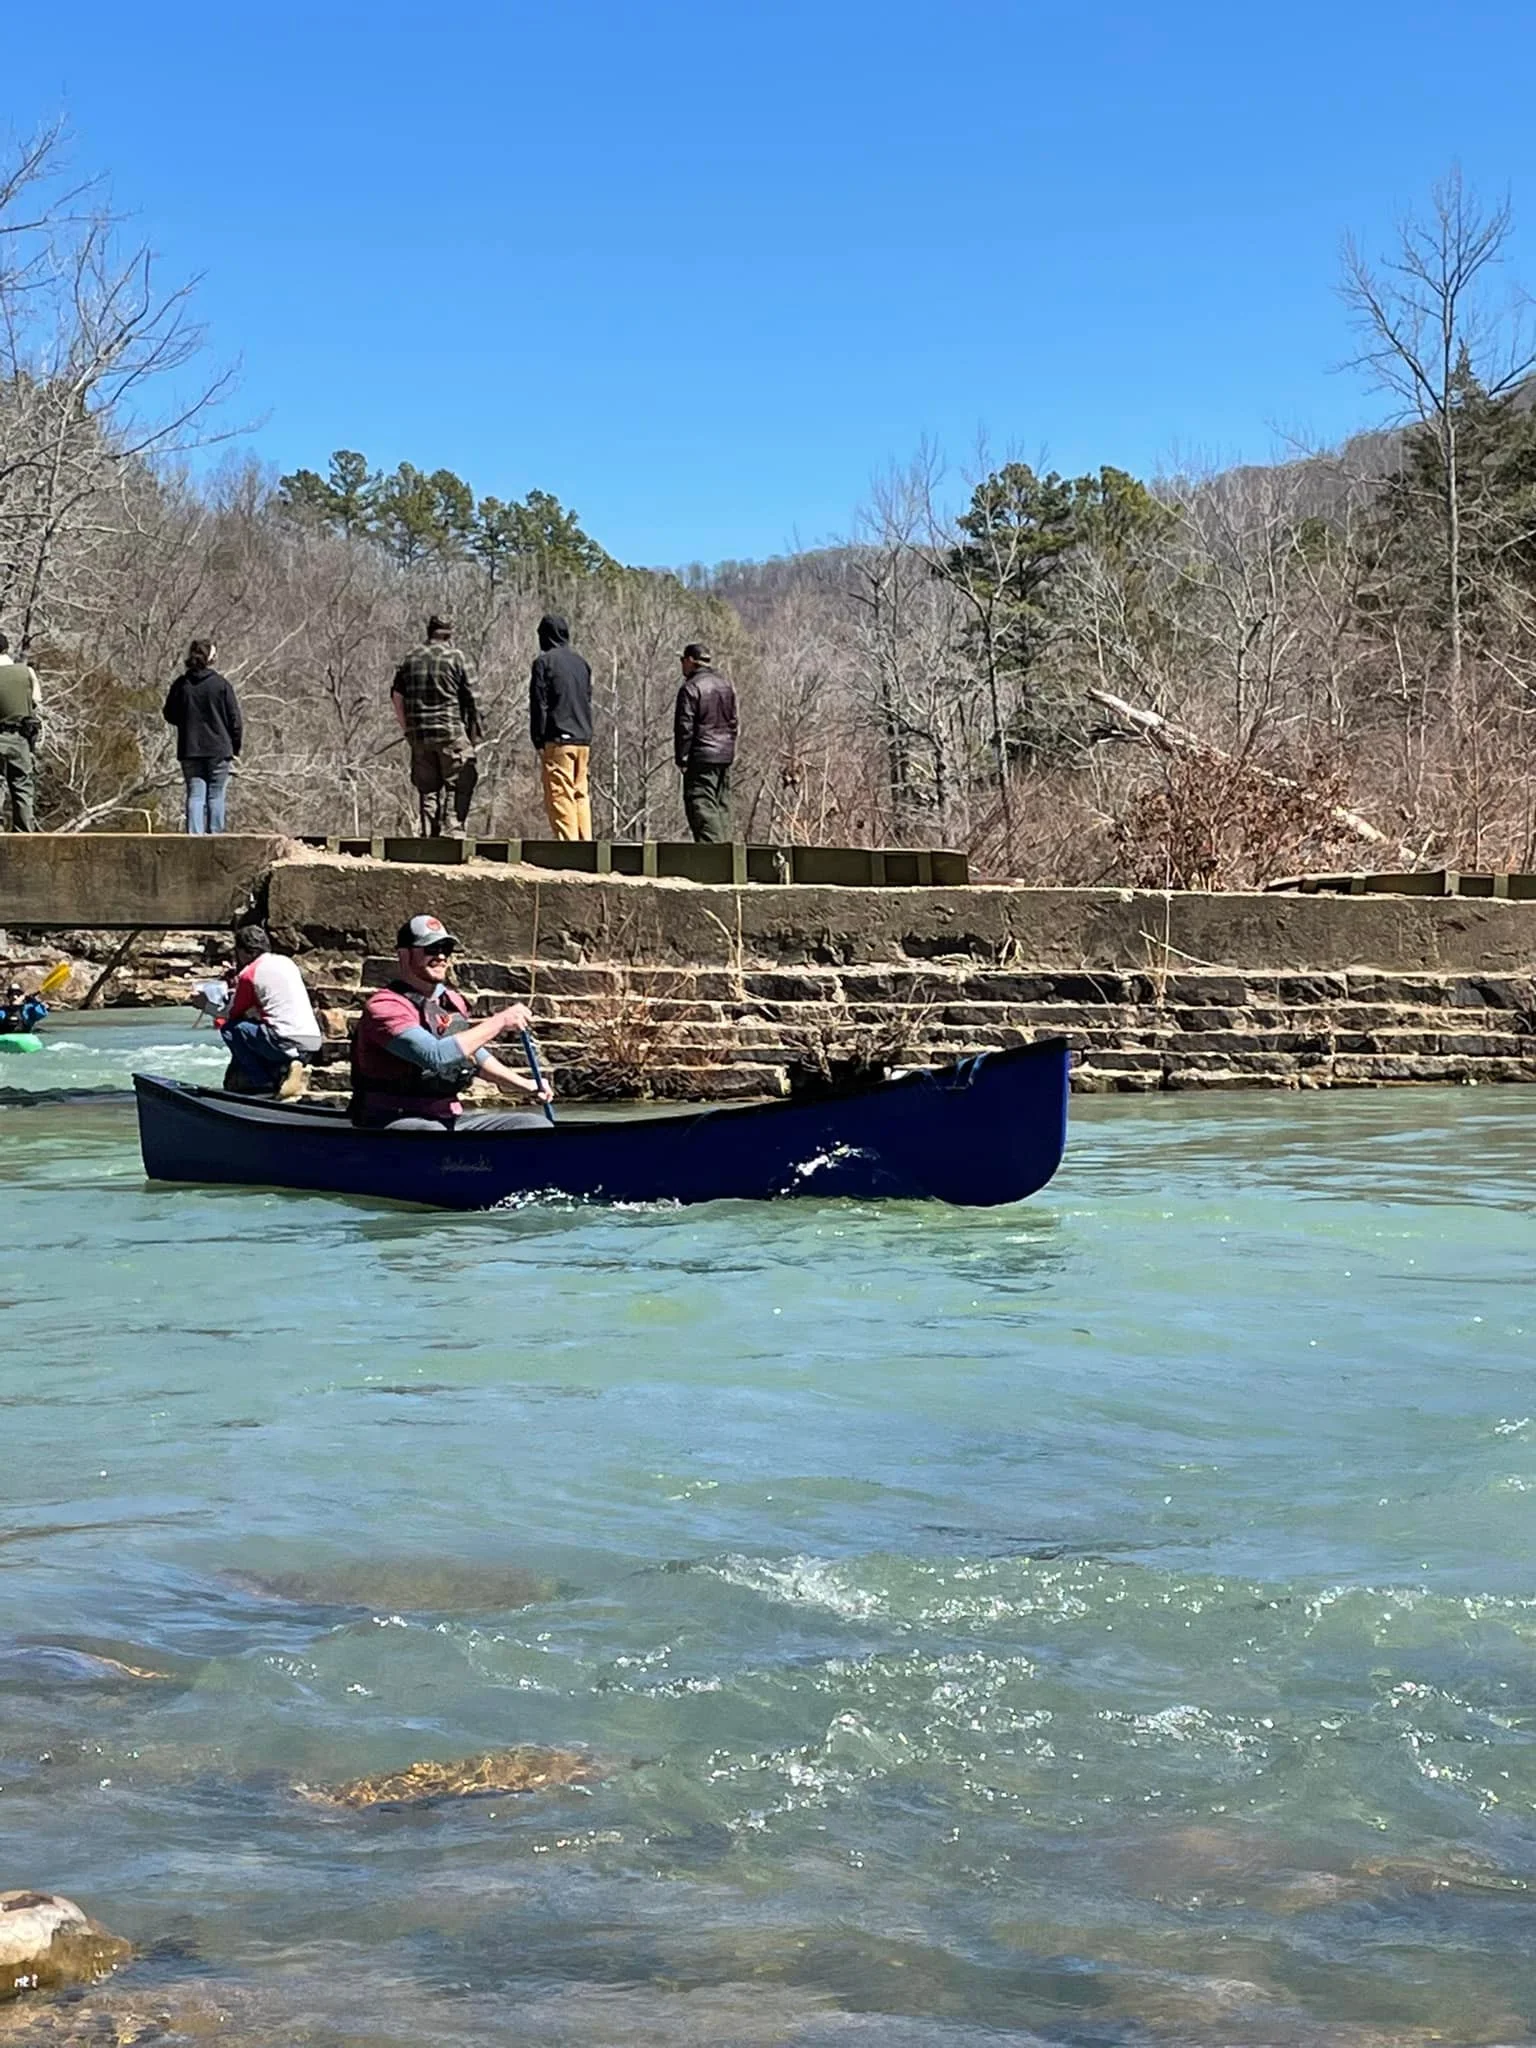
{"left": 11, "top": 1, "right": 1535, "bottom": 565}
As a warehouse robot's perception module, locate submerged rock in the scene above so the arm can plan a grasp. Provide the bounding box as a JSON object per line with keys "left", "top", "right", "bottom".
{"left": 225, "top": 1556, "right": 555, "bottom": 1614}
{"left": 0, "top": 1891, "right": 130, "bottom": 2000}
{"left": 0, "top": 1985, "right": 243, "bottom": 2043}
{"left": 1119, "top": 1822, "right": 1517, "bottom": 1913}
{"left": 5, "top": 1642, "right": 178, "bottom": 1688}
{"left": 295, "top": 1745, "right": 607, "bottom": 1810}
{"left": 1100, "top": 1967, "right": 1519, "bottom": 2047}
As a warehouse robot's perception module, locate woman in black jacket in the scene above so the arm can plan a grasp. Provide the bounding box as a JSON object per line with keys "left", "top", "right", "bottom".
{"left": 163, "top": 639, "right": 243, "bottom": 833}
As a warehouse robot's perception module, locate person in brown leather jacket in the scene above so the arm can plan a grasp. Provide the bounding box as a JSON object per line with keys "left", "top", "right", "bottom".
{"left": 674, "top": 643, "right": 738, "bottom": 843}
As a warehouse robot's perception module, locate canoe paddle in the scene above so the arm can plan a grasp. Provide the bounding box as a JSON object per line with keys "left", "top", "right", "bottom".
{"left": 521, "top": 1027, "right": 556, "bottom": 1124}
{"left": 35, "top": 961, "right": 71, "bottom": 1001}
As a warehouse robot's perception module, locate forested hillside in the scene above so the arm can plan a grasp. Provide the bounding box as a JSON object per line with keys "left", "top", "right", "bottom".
{"left": 5, "top": 126, "right": 1534, "bottom": 882}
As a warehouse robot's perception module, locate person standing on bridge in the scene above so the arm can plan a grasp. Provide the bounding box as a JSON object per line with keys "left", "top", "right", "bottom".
{"left": 529, "top": 613, "right": 593, "bottom": 841}
{"left": 0, "top": 632, "right": 42, "bottom": 832}
{"left": 392, "top": 615, "right": 483, "bottom": 837}
{"left": 163, "top": 639, "right": 243, "bottom": 834}
{"left": 674, "top": 642, "right": 738, "bottom": 843}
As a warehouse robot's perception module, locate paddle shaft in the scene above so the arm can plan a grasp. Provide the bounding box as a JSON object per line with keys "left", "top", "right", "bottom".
{"left": 521, "top": 1027, "right": 556, "bottom": 1123}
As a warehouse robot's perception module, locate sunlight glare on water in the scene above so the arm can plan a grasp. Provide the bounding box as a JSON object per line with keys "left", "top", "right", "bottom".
{"left": 2, "top": 1011, "right": 1535, "bottom": 2045}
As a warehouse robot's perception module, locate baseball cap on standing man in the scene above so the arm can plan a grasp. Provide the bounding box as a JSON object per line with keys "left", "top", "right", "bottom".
{"left": 396, "top": 914, "right": 457, "bottom": 952}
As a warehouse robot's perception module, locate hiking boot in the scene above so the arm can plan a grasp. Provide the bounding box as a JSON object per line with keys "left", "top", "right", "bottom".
{"left": 277, "top": 1059, "right": 309, "bottom": 1102}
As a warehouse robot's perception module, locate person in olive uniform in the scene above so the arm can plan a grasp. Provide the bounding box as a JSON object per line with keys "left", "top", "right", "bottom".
{"left": 0, "top": 632, "right": 43, "bottom": 832}
{"left": 673, "top": 642, "right": 738, "bottom": 843}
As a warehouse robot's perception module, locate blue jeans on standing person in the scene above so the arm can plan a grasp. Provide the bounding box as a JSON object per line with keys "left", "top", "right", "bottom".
{"left": 219, "top": 1018, "right": 291, "bottom": 1094}
{"left": 182, "top": 756, "right": 231, "bottom": 833}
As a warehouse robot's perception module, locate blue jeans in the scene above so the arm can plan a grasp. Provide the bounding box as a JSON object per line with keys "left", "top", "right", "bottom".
{"left": 220, "top": 1019, "right": 292, "bottom": 1094}
{"left": 182, "top": 756, "right": 231, "bottom": 833}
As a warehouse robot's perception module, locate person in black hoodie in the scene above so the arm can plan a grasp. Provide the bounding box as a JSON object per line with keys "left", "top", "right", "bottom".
{"left": 528, "top": 614, "right": 593, "bottom": 840}
{"left": 163, "top": 639, "right": 243, "bottom": 833}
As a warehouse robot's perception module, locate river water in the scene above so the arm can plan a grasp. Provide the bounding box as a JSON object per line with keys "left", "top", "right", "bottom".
{"left": 2, "top": 1013, "right": 1534, "bottom": 2045}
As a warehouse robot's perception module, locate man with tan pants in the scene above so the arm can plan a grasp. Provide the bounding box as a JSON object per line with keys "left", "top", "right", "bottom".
{"left": 529, "top": 613, "right": 593, "bottom": 840}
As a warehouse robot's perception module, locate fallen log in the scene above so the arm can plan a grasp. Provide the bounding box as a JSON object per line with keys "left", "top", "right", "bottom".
{"left": 1085, "top": 686, "right": 1397, "bottom": 852}
{"left": 81, "top": 929, "right": 142, "bottom": 1010}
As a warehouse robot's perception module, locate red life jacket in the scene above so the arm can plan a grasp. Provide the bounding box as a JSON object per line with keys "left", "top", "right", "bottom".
{"left": 349, "top": 981, "right": 473, "bottom": 1125}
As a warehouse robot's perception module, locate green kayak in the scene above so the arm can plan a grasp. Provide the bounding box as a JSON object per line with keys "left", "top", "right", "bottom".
{"left": 0, "top": 1033, "right": 43, "bottom": 1054}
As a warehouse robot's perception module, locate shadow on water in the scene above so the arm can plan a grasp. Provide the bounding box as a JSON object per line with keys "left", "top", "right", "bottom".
{"left": 340, "top": 1194, "right": 1074, "bottom": 1297}
{"left": 0, "top": 1084, "right": 131, "bottom": 1107}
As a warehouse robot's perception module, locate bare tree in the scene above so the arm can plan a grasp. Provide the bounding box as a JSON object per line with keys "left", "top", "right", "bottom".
{"left": 1342, "top": 169, "right": 1536, "bottom": 857}
{"left": 848, "top": 454, "right": 969, "bottom": 839}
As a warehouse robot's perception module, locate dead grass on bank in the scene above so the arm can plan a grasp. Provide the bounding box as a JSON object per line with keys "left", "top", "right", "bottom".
{"left": 563, "top": 965, "right": 718, "bottom": 1099}
{"left": 783, "top": 987, "right": 937, "bottom": 1096}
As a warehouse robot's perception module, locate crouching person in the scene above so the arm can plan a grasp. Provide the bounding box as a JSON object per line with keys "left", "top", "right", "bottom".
{"left": 219, "top": 926, "right": 323, "bottom": 1099}
{"left": 348, "top": 914, "right": 555, "bottom": 1131}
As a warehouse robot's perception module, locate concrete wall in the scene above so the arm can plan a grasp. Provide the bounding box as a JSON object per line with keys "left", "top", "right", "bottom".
{"left": 12, "top": 845, "right": 1536, "bottom": 1093}
{"left": 266, "top": 855, "right": 1536, "bottom": 976}
{"left": 2, "top": 834, "right": 285, "bottom": 930}
{"left": 11, "top": 834, "right": 1536, "bottom": 975}
{"left": 263, "top": 858, "right": 1536, "bottom": 1097}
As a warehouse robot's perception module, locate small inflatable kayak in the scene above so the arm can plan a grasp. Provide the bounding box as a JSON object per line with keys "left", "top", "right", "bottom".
{"left": 0, "top": 1033, "right": 43, "bottom": 1054}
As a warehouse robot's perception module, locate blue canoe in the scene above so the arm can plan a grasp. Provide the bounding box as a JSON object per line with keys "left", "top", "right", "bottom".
{"left": 133, "top": 1038, "right": 1070, "bottom": 1210}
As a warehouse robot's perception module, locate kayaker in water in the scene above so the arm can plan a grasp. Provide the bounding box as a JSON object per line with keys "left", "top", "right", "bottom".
{"left": 1, "top": 981, "right": 45, "bottom": 1034}
{"left": 349, "top": 914, "right": 555, "bottom": 1131}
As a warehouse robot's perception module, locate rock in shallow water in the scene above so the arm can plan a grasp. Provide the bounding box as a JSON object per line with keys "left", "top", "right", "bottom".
{"left": 5, "top": 1641, "right": 178, "bottom": 1688}
{"left": 0, "top": 1892, "right": 130, "bottom": 2000}
{"left": 295, "top": 1746, "right": 607, "bottom": 1810}
{"left": 0, "top": 1986, "right": 239, "bottom": 2043}
{"left": 1118, "top": 1822, "right": 1518, "bottom": 1913}
{"left": 226, "top": 1557, "right": 556, "bottom": 1614}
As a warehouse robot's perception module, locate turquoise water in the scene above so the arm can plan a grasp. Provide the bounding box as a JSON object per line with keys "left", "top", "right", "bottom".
{"left": 3, "top": 1013, "right": 1535, "bottom": 2044}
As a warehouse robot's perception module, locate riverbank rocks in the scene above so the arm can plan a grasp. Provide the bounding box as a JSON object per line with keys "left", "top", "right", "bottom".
{"left": 296, "top": 1745, "right": 607, "bottom": 1810}
{"left": 0, "top": 1892, "right": 130, "bottom": 1999}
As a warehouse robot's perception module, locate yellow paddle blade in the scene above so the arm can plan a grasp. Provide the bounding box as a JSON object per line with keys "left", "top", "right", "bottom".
{"left": 35, "top": 960, "right": 71, "bottom": 1000}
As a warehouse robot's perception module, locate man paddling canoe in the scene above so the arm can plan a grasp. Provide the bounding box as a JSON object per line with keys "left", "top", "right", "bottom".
{"left": 349, "top": 914, "right": 555, "bottom": 1131}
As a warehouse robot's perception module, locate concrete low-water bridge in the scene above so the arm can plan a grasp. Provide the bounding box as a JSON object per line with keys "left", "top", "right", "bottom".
{"left": 0, "top": 833, "right": 969, "bottom": 930}
{"left": 5, "top": 830, "right": 1535, "bottom": 1095}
